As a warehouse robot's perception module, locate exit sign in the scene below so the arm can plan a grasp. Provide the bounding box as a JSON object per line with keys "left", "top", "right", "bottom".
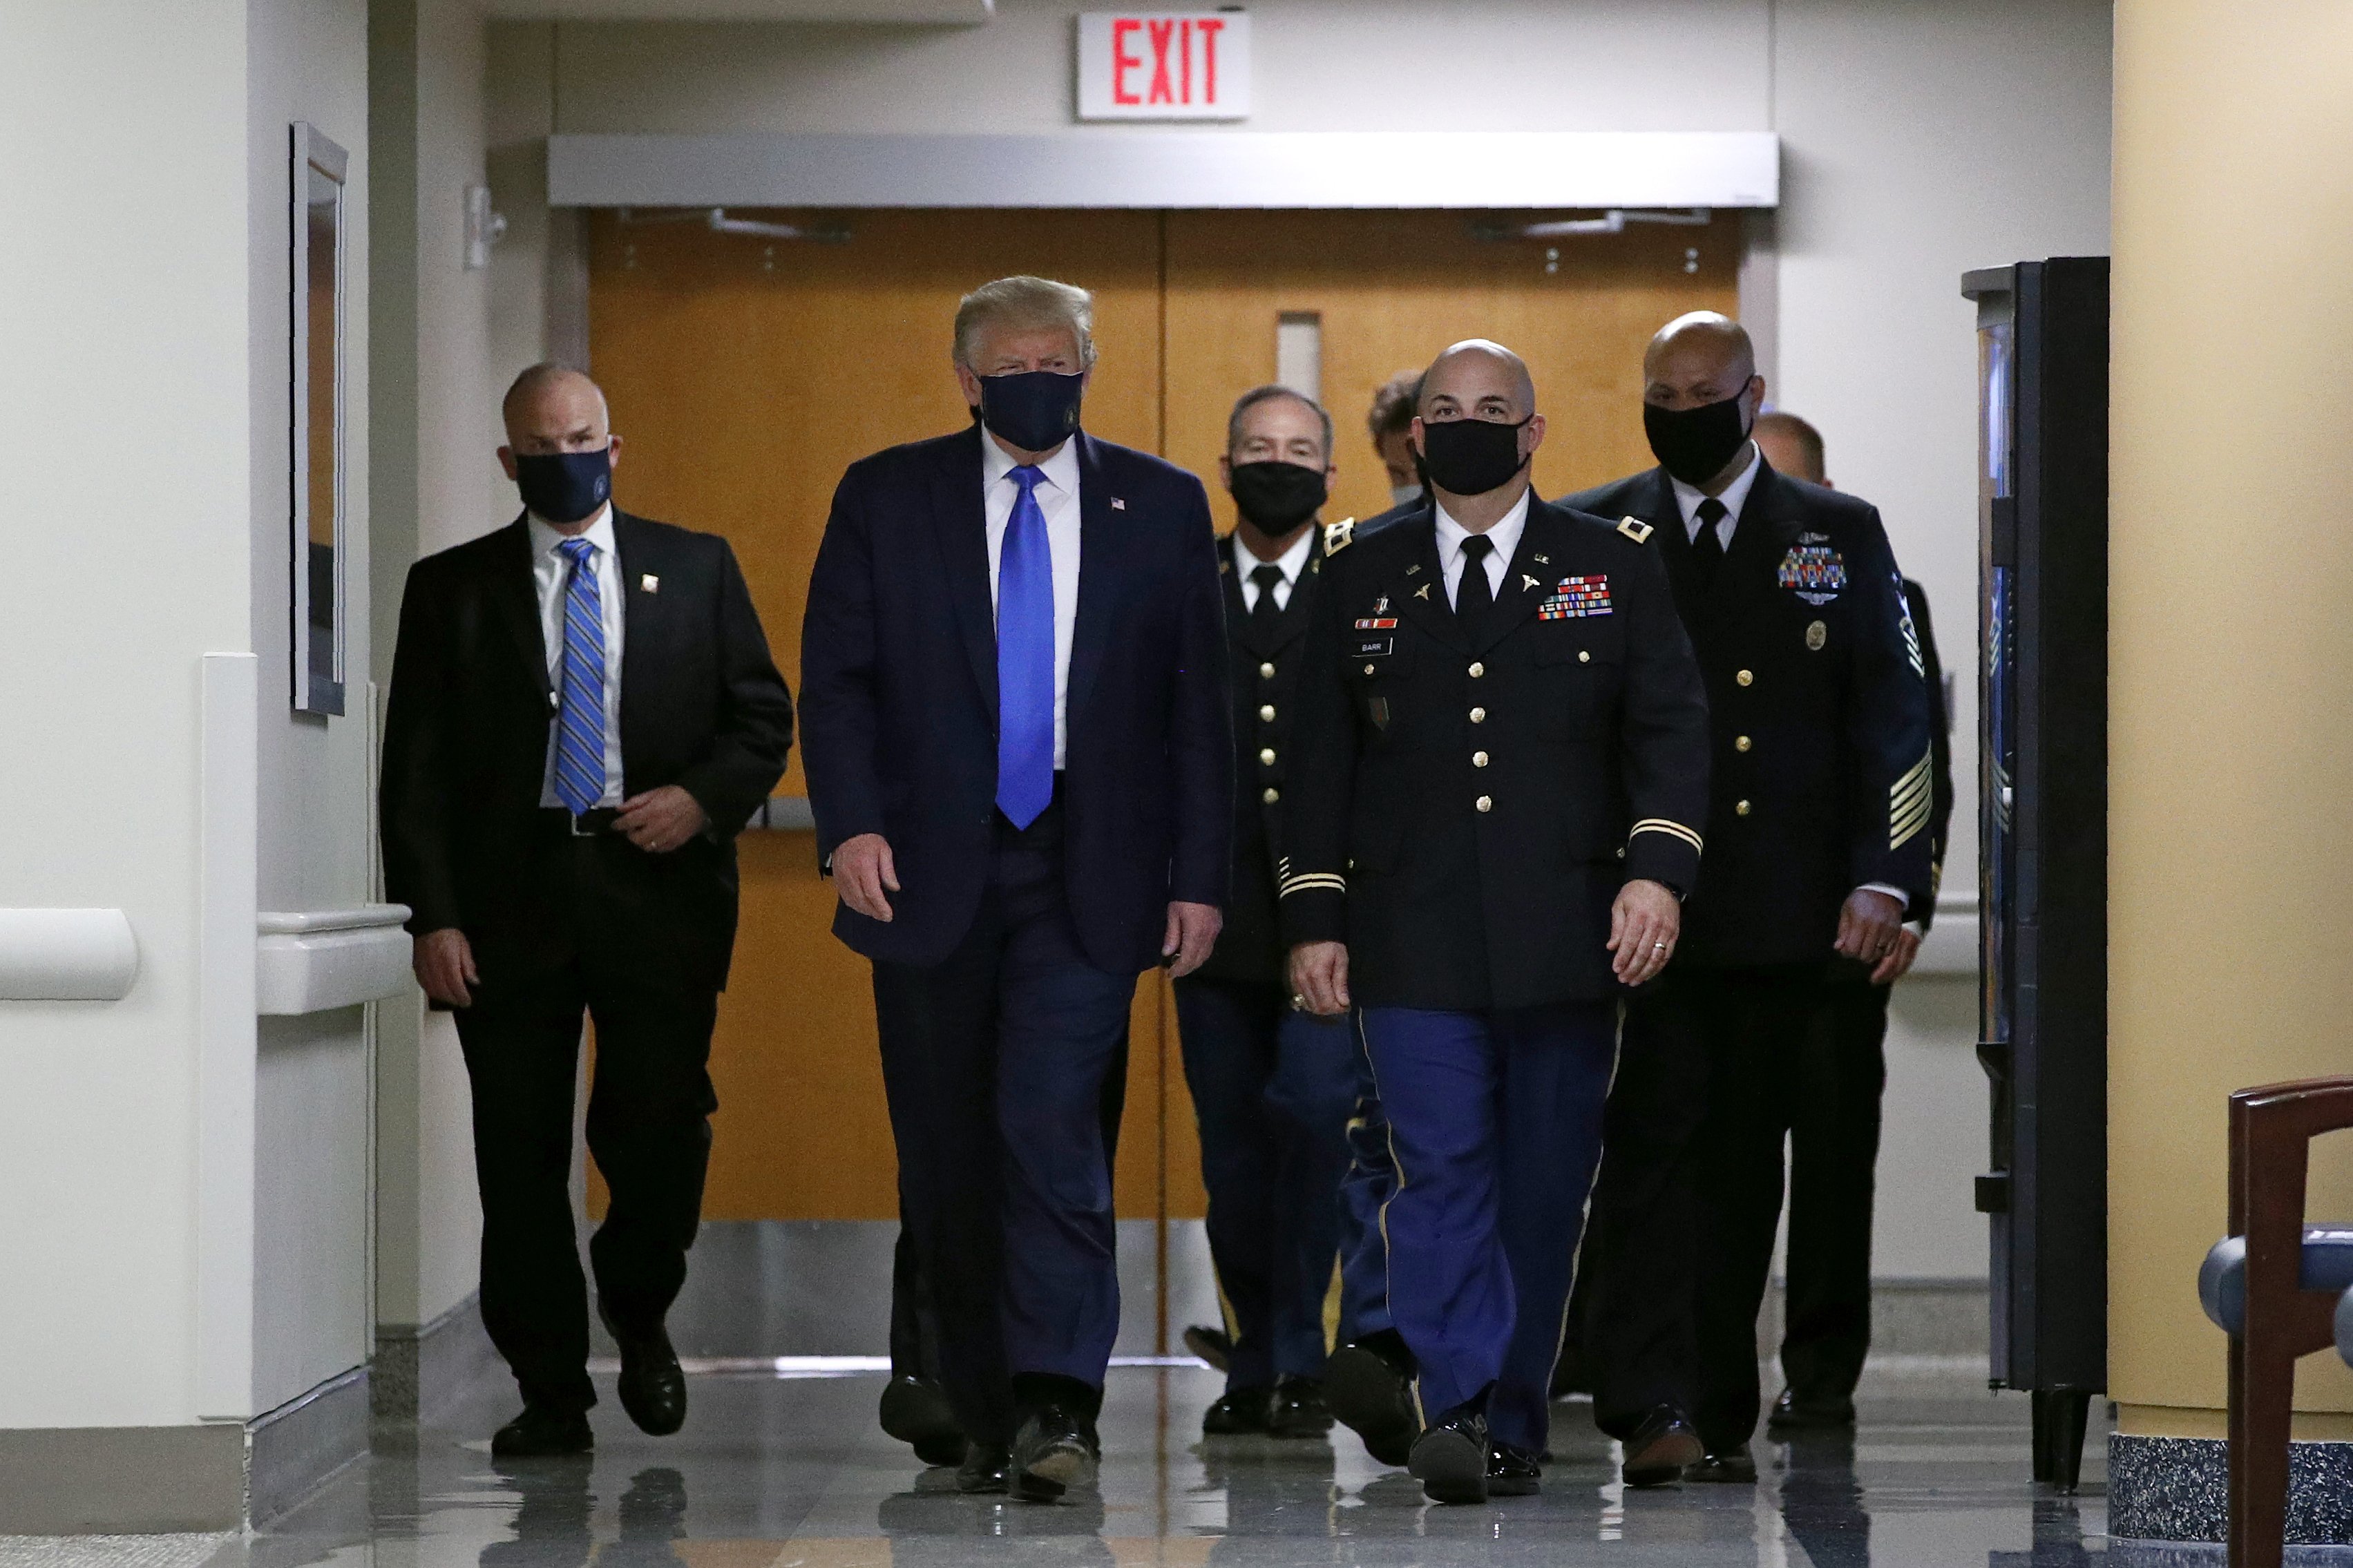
{"left": 1076, "top": 11, "right": 1250, "bottom": 121}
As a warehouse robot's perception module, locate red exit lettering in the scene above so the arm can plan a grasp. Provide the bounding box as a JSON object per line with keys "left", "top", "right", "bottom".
{"left": 1111, "top": 13, "right": 1230, "bottom": 108}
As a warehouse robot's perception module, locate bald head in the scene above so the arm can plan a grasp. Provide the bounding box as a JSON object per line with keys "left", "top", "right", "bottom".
{"left": 1420, "top": 339, "right": 1536, "bottom": 422}
{"left": 502, "top": 363, "right": 611, "bottom": 451}
{"left": 1643, "top": 313, "right": 1760, "bottom": 410}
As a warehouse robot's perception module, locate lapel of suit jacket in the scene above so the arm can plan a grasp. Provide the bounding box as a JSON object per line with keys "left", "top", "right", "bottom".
{"left": 1474, "top": 497, "right": 1556, "bottom": 653}
{"left": 610, "top": 511, "right": 667, "bottom": 784}
{"left": 488, "top": 515, "right": 552, "bottom": 701}
{"left": 1217, "top": 534, "right": 1258, "bottom": 653}
{"left": 931, "top": 424, "right": 999, "bottom": 720}
{"left": 1065, "top": 431, "right": 1119, "bottom": 731}
{"left": 1391, "top": 515, "right": 1467, "bottom": 654}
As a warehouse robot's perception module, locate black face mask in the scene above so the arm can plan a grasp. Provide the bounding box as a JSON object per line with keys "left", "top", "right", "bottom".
{"left": 1643, "top": 390, "right": 1754, "bottom": 487}
{"left": 513, "top": 447, "right": 612, "bottom": 524}
{"left": 1228, "top": 460, "right": 1328, "bottom": 532}
{"left": 975, "top": 369, "right": 1085, "bottom": 453}
{"left": 1419, "top": 416, "right": 1531, "bottom": 497}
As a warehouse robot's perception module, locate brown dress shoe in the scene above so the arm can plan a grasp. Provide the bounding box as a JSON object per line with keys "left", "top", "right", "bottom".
{"left": 1621, "top": 1402, "right": 1704, "bottom": 1488}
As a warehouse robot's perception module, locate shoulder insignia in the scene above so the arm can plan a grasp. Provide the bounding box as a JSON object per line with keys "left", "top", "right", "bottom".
{"left": 1617, "top": 516, "right": 1655, "bottom": 544}
{"left": 1323, "top": 517, "right": 1357, "bottom": 555}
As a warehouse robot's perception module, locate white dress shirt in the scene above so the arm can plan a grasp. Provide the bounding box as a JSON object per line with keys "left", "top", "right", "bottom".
{"left": 982, "top": 433, "right": 1084, "bottom": 770}
{"left": 1235, "top": 526, "right": 1316, "bottom": 613}
{"left": 1668, "top": 444, "right": 1911, "bottom": 919}
{"left": 1669, "top": 442, "right": 1764, "bottom": 548}
{"left": 531, "top": 505, "right": 627, "bottom": 809}
{"left": 1433, "top": 487, "right": 1531, "bottom": 609}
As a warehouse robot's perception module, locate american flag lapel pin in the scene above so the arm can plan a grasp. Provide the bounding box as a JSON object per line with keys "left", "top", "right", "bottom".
{"left": 1111, "top": 497, "right": 1127, "bottom": 510}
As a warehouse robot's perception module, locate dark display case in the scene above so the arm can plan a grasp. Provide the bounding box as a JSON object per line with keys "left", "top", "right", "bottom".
{"left": 1962, "top": 258, "right": 2110, "bottom": 1491}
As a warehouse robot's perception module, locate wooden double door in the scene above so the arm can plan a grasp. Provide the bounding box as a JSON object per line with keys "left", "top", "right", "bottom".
{"left": 584, "top": 207, "right": 1737, "bottom": 1228}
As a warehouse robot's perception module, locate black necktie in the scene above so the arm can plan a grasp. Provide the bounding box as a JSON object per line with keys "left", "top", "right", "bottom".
{"left": 1250, "top": 564, "right": 1286, "bottom": 630}
{"left": 1456, "top": 535, "right": 1495, "bottom": 642}
{"left": 1690, "top": 497, "right": 1730, "bottom": 590}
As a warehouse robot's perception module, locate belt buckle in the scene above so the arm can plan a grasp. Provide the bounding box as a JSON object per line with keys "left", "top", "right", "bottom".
{"left": 570, "top": 812, "right": 598, "bottom": 839}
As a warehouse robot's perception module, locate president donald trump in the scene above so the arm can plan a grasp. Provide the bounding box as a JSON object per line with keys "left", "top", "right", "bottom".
{"left": 800, "top": 276, "right": 1231, "bottom": 1502}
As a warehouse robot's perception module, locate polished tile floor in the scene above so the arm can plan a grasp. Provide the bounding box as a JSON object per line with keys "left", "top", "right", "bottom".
{"left": 199, "top": 1364, "right": 2170, "bottom": 1568}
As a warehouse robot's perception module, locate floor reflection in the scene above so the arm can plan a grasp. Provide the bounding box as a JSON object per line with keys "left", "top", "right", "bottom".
{"left": 220, "top": 1364, "right": 2144, "bottom": 1568}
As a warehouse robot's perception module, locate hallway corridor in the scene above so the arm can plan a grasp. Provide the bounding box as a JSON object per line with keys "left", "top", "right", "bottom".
{"left": 157, "top": 1366, "right": 2147, "bottom": 1568}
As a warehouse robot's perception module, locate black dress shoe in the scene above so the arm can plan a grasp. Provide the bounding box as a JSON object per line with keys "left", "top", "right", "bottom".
{"left": 491, "top": 1406, "right": 594, "bottom": 1458}
{"left": 1266, "top": 1375, "right": 1334, "bottom": 1439}
{"left": 1183, "top": 1324, "right": 1235, "bottom": 1373}
{"left": 879, "top": 1375, "right": 969, "bottom": 1466}
{"left": 1202, "top": 1385, "right": 1270, "bottom": 1435}
{"left": 1686, "top": 1446, "right": 1759, "bottom": 1483}
{"left": 1766, "top": 1386, "right": 1857, "bottom": 1433}
{"left": 600, "top": 1306, "right": 687, "bottom": 1437}
{"left": 956, "top": 1442, "right": 1011, "bottom": 1494}
{"left": 1011, "top": 1404, "right": 1095, "bottom": 1502}
{"left": 1620, "top": 1402, "right": 1704, "bottom": 1488}
{"left": 1325, "top": 1331, "right": 1417, "bottom": 1468}
{"left": 1409, "top": 1406, "right": 1489, "bottom": 1505}
{"left": 1487, "top": 1440, "right": 1543, "bottom": 1497}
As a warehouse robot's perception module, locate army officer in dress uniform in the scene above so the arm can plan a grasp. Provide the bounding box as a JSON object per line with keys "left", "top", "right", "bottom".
{"left": 1560, "top": 314, "right": 1935, "bottom": 1483}
{"left": 1282, "top": 340, "right": 1711, "bottom": 1504}
{"left": 1175, "top": 385, "right": 1360, "bottom": 1440}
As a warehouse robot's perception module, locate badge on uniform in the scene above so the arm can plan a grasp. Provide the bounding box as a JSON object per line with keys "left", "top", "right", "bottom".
{"left": 1806, "top": 619, "right": 1827, "bottom": 651}
{"left": 1778, "top": 541, "right": 1847, "bottom": 605}
{"left": 1537, "top": 575, "right": 1612, "bottom": 620}
{"left": 1355, "top": 618, "right": 1398, "bottom": 629}
{"left": 1353, "top": 635, "right": 1395, "bottom": 659}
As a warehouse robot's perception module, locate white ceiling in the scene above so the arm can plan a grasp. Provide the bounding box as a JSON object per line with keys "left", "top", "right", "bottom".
{"left": 483, "top": 0, "right": 989, "bottom": 21}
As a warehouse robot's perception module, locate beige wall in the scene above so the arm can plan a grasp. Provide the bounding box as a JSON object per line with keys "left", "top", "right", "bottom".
{"left": 2111, "top": 0, "right": 2353, "bottom": 1435}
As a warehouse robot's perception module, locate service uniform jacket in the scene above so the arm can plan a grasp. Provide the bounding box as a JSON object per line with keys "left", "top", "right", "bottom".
{"left": 1277, "top": 496, "right": 1711, "bottom": 1011}
{"left": 1561, "top": 462, "right": 1934, "bottom": 968}
{"left": 1197, "top": 530, "right": 1328, "bottom": 987}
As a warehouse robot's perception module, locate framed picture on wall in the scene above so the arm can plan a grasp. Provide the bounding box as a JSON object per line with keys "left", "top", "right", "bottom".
{"left": 291, "top": 122, "right": 347, "bottom": 717}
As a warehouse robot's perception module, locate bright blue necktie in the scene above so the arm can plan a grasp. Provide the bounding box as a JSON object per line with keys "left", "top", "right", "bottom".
{"left": 553, "top": 537, "right": 608, "bottom": 815}
{"left": 996, "top": 466, "right": 1056, "bottom": 829}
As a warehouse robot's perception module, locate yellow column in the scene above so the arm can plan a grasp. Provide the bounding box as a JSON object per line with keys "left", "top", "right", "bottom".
{"left": 2111, "top": 0, "right": 2353, "bottom": 1439}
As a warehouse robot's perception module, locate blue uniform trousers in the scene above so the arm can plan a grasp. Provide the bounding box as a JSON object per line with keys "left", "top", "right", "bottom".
{"left": 1174, "top": 977, "right": 1357, "bottom": 1390}
{"left": 1336, "top": 1029, "right": 1396, "bottom": 1342}
{"left": 1360, "top": 1000, "right": 1617, "bottom": 1455}
{"left": 870, "top": 801, "right": 1137, "bottom": 1442}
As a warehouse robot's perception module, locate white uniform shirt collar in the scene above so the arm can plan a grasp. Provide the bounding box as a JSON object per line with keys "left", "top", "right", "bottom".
{"left": 982, "top": 430, "right": 1082, "bottom": 498}
{"left": 528, "top": 502, "right": 618, "bottom": 561}
{"left": 1669, "top": 443, "right": 1763, "bottom": 545}
{"left": 1235, "top": 524, "right": 1316, "bottom": 597}
{"left": 1433, "top": 486, "right": 1532, "bottom": 579}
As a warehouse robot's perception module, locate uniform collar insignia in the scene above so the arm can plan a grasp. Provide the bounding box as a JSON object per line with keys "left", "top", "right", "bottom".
{"left": 1414, "top": 583, "right": 1431, "bottom": 600}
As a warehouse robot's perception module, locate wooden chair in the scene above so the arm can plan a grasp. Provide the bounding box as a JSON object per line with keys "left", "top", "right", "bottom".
{"left": 2197, "top": 1076, "right": 2353, "bottom": 1568}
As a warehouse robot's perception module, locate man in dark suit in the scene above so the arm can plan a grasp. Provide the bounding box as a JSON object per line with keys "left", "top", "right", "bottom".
{"left": 381, "top": 364, "right": 794, "bottom": 1458}
{"left": 1751, "top": 411, "right": 1957, "bottom": 1433}
{"left": 1560, "top": 315, "right": 1934, "bottom": 1482}
{"left": 1284, "top": 340, "right": 1711, "bottom": 1504}
{"left": 800, "top": 276, "right": 1230, "bottom": 1502}
{"left": 1175, "top": 385, "right": 1358, "bottom": 1441}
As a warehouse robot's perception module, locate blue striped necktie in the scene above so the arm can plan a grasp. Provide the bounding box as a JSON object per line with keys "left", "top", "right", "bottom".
{"left": 996, "top": 465, "right": 1055, "bottom": 829}
{"left": 553, "top": 537, "right": 608, "bottom": 815}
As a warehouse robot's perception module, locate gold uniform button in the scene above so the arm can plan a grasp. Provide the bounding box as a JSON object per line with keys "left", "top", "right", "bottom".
{"left": 1469, "top": 707, "right": 1487, "bottom": 723}
{"left": 1578, "top": 650, "right": 1591, "bottom": 664}
{"left": 1259, "top": 747, "right": 1277, "bottom": 766}
{"left": 1259, "top": 704, "right": 1277, "bottom": 722}
{"left": 1468, "top": 662, "right": 1485, "bottom": 678}
{"left": 1259, "top": 662, "right": 1277, "bottom": 679}
{"left": 1261, "top": 787, "right": 1281, "bottom": 805}
{"left": 1363, "top": 663, "right": 1376, "bottom": 676}
{"left": 1475, "top": 795, "right": 1494, "bottom": 813}
{"left": 1736, "top": 669, "right": 1755, "bottom": 687}
{"left": 1735, "top": 799, "right": 1752, "bottom": 816}
{"left": 1735, "top": 735, "right": 1752, "bottom": 752}
{"left": 1473, "top": 751, "right": 1489, "bottom": 767}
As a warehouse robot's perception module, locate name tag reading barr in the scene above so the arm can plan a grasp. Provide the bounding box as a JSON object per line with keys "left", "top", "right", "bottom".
{"left": 1537, "top": 575, "right": 1612, "bottom": 620}
{"left": 1352, "top": 635, "right": 1395, "bottom": 659}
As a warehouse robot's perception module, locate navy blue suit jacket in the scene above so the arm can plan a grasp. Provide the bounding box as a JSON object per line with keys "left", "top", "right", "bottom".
{"left": 800, "top": 425, "right": 1234, "bottom": 973}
